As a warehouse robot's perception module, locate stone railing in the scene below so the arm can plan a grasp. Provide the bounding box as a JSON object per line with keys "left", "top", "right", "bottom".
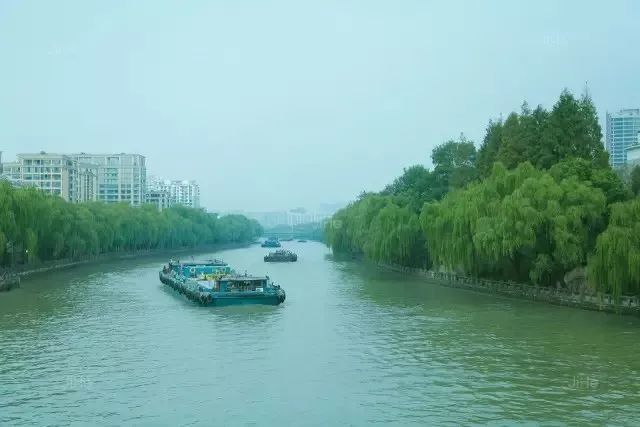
{"left": 378, "top": 264, "right": 640, "bottom": 316}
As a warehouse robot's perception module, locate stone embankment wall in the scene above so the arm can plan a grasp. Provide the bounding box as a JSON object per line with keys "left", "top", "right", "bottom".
{"left": 0, "top": 273, "right": 20, "bottom": 292}
{"left": 379, "top": 264, "right": 640, "bottom": 316}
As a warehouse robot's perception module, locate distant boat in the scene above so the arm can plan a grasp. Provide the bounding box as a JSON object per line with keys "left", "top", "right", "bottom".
{"left": 159, "top": 259, "right": 285, "bottom": 306}
{"left": 280, "top": 237, "right": 294, "bottom": 242}
{"left": 297, "top": 239, "right": 307, "bottom": 243}
{"left": 264, "top": 249, "right": 297, "bottom": 263}
{"left": 261, "top": 237, "right": 281, "bottom": 248}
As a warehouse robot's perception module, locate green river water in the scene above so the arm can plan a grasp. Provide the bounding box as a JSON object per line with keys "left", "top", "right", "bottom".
{"left": 1, "top": 242, "right": 639, "bottom": 426}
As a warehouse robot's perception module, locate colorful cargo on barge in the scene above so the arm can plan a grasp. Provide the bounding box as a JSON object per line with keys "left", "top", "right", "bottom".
{"left": 159, "top": 259, "right": 285, "bottom": 306}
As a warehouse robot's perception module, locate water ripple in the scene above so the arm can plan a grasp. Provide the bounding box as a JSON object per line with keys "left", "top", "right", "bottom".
{"left": 1, "top": 244, "right": 640, "bottom": 426}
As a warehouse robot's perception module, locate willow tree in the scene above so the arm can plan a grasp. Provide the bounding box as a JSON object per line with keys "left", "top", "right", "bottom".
{"left": 364, "top": 202, "right": 427, "bottom": 267}
{"left": 589, "top": 199, "right": 640, "bottom": 299}
{"left": 324, "top": 194, "right": 390, "bottom": 254}
{"left": 422, "top": 162, "right": 607, "bottom": 285}
{"left": 0, "top": 183, "right": 261, "bottom": 267}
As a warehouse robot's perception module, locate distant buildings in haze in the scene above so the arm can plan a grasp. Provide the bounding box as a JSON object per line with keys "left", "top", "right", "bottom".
{"left": 146, "top": 176, "right": 200, "bottom": 210}
{"left": 1, "top": 151, "right": 200, "bottom": 211}
{"left": 244, "top": 208, "right": 336, "bottom": 228}
{"left": 1, "top": 152, "right": 146, "bottom": 205}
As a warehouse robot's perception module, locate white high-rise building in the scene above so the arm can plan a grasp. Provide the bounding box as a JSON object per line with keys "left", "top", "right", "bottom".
{"left": 148, "top": 178, "right": 200, "bottom": 209}
{"left": 606, "top": 109, "right": 640, "bottom": 168}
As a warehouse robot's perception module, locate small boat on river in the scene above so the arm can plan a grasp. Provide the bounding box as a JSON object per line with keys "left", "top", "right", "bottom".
{"left": 159, "top": 259, "right": 285, "bottom": 306}
{"left": 264, "top": 249, "right": 297, "bottom": 263}
{"left": 261, "top": 237, "right": 281, "bottom": 248}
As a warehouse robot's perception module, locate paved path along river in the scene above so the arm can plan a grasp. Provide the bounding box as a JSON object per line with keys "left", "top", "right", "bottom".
{"left": 1, "top": 242, "right": 639, "bottom": 425}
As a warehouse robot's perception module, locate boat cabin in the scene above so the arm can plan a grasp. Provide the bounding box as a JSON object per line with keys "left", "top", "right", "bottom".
{"left": 216, "top": 276, "right": 270, "bottom": 292}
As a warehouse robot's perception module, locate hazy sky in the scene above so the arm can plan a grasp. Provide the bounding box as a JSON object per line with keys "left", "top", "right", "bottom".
{"left": 1, "top": 1, "right": 639, "bottom": 211}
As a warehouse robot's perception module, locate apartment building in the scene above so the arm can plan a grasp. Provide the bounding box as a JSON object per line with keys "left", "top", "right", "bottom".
{"left": 1, "top": 153, "right": 97, "bottom": 202}
{"left": 2, "top": 152, "right": 146, "bottom": 205}
{"left": 148, "top": 177, "right": 200, "bottom": 209}
{"left": 146, "top": 189, "right": 173, "bottom": 211}
{"left": 72, "top": 153, "right": 146, "bottom": 205}
{"left": 606, "top": 109, "right": 640, "bottom": 168}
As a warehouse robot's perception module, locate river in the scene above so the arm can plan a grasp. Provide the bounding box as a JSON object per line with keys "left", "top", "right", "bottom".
{"left": 1, "top": 242, "right": 639, "bottom": 426}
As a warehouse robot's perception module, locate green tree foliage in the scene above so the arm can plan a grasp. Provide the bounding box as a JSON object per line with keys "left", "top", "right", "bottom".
{"left": 630, "top": 165, "right": 640, "bottom": 197}
{"left": 496, "top": 103, "right": 549, "bottom": 169}
{"left": 478, "top": 90, "right": 607, "bottom": 173}
{"left": 548, "top": 158, "right": 630, "bottom": 205}
{"left": 0, "top": 181, "right": 262, "bottom": 267}
{"left": 538, "top": 90, "right": 607, "bottom": 168}
{"left": 430, "top": 135, "right": 477, "bottom": 198}
{"left": 422, "top": 162, "right": 607, "bottom": 286}
{"left": 324, "top": 195, "right": 428, "bottom": 268}
{"left": 476, "top": 119, "right": 503, "bottom": 178}
{"left": 364, "top": 202, "right": 427, "bottom": 267}
{"left": 326, "top": 89, "right": 640, "bottom": 296}
{"left": 324, "top": 194, "right": 388, "bottom": 254}
{"left": 589, "top": 199, "right": 640, "bottom": 299}
{"left": 496, "top": 112, "right": 527, "bottom": 169}
{"left": 382, "top": 165, "right": 435, "bottom": 212}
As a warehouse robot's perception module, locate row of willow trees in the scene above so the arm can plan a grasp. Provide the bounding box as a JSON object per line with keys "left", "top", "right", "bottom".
{"left": 0, "top": 182, "right": 262, "bottom": 267}
{"left": 325, "top": 90, "right": 640, "bottom": 298}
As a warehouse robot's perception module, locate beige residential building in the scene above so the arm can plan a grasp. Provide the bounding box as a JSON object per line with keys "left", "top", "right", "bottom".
{"left": 71, "top": 153, "right": 146, "bottom": 205}
{"left": 2, "top": 152, "right": 145, "bottom": 205}
{"left": 2, "top": 153, "right": 91, "bottom": 201}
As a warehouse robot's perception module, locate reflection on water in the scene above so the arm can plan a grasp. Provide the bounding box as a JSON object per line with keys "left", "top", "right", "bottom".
{"left": 1, "top": 242, "right": 639, "bottom": 426}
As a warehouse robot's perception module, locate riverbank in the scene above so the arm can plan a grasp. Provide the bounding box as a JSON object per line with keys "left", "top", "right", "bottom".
{"left": 377, "top": 263, "right": 640, "bottom": 316}
{"left": 0, "top": 273, "right": 20, "bottom": 292}
{"left": 0, "top": 242, "right": 253, "bottom": 288}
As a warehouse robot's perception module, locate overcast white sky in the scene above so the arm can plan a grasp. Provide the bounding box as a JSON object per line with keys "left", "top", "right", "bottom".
{"left": 1, "top": 1, "right": 639, "bottom": 211}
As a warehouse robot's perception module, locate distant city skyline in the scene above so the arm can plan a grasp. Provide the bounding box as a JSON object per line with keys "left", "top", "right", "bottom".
{"left": 223, "top": 202, "right": 346, "bottom": 227}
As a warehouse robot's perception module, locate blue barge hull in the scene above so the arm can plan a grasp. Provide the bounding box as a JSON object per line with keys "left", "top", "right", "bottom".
{"left": 159, "top": 271, "right": 286, "bottom": 306}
